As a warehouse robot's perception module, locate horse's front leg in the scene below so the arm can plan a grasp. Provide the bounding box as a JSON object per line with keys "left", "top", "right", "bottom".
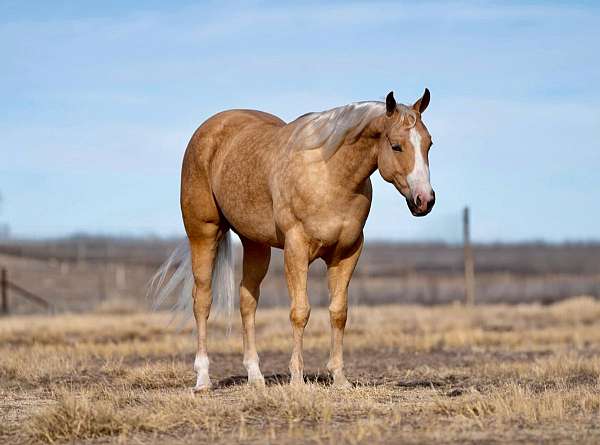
{"left": 325, "top": 233, "right": 364, "bottom": 388}
{"left": 283, "top": 229, "right": 310, "bottom": 385}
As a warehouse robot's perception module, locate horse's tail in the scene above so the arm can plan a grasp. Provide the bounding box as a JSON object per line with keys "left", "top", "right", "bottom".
{"left": 148, "top": 231, "right": 235, "bottom": 330}
{"left": 210, "top": 231, "right": 236, "bottom": 329}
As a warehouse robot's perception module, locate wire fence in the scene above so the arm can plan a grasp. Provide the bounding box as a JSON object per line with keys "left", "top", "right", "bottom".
{"left": 1, "top": 213, "right": 600, "bottom": 315}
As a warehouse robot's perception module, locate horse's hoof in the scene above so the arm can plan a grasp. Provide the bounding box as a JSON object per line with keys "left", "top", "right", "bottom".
{"left": 248, "top": 376, "right": 266, "bottom": 387}
{"left": 290, "top": 377, "right": 305, "bottom": 386}
{"left": 333, "top": 378, "right": 353, "bottom": 389}
{"left": 192, "top": 383, "right": 212, "bottom": 393}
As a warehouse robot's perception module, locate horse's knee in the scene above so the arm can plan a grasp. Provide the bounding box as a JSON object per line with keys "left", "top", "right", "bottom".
{"left": 290, "top": 304, "right": 311, "bottom": 328}
{"left": 329, "top": 303, "right": 347, "bottom": 329}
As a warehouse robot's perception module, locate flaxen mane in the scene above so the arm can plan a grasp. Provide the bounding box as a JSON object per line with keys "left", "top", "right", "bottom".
{"left": 289, "top": 101, "right": 416, "bottom": 159}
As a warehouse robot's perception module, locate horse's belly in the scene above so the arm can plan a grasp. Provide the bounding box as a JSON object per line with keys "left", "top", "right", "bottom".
{"left": 218, "top": 195, "right": 280, "bottom": 246}
{"left": 212, "top": 163, "right": 280, "bottom": 246}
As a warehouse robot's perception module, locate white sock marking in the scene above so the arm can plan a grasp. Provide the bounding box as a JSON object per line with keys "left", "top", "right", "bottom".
{"left": 194, "top": 354, "right": 211, "bottom": 388}
{"left": 244, "top": 358, "right": 263, "bottom": 381}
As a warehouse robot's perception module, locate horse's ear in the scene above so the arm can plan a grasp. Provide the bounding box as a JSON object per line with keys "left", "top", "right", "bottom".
{"left": 386, "top": 91, "right": 396, "bottom": 116}
{"left": 412, "top": 88, "right": 430, "bottom": 114}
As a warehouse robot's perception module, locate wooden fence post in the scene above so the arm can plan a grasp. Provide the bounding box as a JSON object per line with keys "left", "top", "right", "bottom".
{"left": 463, "top": 207, "right": 476, "bottom": 305}
{"left": 1, "top": 268, "right": 8, "bottom": 315}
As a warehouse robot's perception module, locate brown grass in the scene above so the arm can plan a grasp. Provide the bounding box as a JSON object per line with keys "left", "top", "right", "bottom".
{"left": 3, "top": 297, "right": 600, "bottom": 444}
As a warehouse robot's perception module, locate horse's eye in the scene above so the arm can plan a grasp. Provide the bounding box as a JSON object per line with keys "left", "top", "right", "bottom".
{"left": 391, "top": 144, "right": 402, "bottom": 152}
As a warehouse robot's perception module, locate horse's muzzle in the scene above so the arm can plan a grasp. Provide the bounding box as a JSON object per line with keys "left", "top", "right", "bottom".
{"left": 406, "top": 190, "right": 435, "bottom": 217}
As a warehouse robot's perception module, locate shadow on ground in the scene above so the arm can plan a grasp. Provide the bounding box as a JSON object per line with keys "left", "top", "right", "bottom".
{"left": 214, "top": 372, "right": 335, "bottom": 389}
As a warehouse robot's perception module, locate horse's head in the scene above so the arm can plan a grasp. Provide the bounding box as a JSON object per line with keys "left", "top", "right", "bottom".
{"left": 377, "top": 89, "right": 435, "bottom": 217}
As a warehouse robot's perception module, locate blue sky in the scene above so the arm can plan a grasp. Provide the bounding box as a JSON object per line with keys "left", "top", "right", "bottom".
{"left": 1, "top": 1, "right": 599, "bottom": 241}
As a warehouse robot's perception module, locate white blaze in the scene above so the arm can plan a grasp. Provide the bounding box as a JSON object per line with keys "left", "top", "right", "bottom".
{"left": 406, "top": 127, "right": 431, "bottom": 198}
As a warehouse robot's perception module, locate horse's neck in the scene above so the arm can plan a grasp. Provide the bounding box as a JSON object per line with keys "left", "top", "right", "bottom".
{"left": 327, "top": 119, "right": 382, "bottom": 191}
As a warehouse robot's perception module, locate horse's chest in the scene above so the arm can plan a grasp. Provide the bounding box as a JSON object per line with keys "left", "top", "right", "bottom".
{"left": 273, "top": 157, "right": 372, "bottom": 250}
{"left": 291, "top": 188, "right": 370, "bottom": 248}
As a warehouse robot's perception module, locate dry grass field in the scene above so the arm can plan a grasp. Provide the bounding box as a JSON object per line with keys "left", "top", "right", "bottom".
{"left": 2, "top": 298, "right": 600, "bottom": 444}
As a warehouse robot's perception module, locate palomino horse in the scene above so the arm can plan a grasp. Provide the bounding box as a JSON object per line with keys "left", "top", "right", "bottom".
{"left": 155, "top": 89, "right": 435, "bottom": 391}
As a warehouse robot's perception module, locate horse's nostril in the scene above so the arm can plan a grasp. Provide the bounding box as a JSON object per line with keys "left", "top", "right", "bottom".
{"left": 415, "top": 195, "right": 422, "bottom": 207}
{"left": 427, "top": 194, "right": 436, "bottom": 211}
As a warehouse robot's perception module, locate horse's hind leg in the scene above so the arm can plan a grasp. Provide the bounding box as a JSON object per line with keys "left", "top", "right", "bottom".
{"left": 239, "top": 237, "right": 271, "bottom": 386}
{"left": 188, "top": 225, "right": 222, "bottom": 392}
